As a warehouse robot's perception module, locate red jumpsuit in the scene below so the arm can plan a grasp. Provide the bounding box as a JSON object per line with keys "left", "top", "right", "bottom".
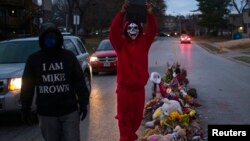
{"left": 109, "top": 12, "right": 157, "bottom": 141}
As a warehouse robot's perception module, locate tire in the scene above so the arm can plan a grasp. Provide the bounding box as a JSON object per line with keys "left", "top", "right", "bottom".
{"left": 92, "top": 72, "right": 98, "bottom": 75}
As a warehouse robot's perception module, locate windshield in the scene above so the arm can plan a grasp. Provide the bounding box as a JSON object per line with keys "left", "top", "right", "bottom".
{"left": 96, "top": 40, "right": 113, "bottom": 51}
{"left": 0, "top": 40, "right": 40, "bottom": 63}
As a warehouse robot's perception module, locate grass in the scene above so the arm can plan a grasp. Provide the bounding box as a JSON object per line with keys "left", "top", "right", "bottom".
{"left": 234, "top": 56, "right": 250, "bottom": 64}
{"left": 192, "top": 36, "right": 230, "bottom": 42}
{"left": 229, "top": 45, "right": 250, "bottom": 50}
{"left": 212, "top": 38, "right": 250, "bottom": 50}
{"left": 194, "top": 36, "right": 250, "bottom": 53}
{"left": 195, "top": 37, "right": 250, "bottom": 64}
{"left": 197, "top": 42, "right": 225, "bottom": 54}
{"left": 85, "top": 35, "right": 250, "bottom": 64}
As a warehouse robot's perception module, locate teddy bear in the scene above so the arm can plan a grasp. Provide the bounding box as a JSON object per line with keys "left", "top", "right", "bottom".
{"left": 140, "top": 125, "right": 162, "bottom": 141}
{"left": 161, "top": 98, "right": 183, "bottom": 116}
{"left": 145, "top": 98, "right": 183, "bottom": 128}
{"left": 186, "top": 120, "right": 204, "bottom": 141}
{"left": 147, "top": 125, "right": 187, "bottom": 141}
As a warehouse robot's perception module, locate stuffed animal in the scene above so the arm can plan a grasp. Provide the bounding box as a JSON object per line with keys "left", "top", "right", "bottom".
{"left": 140, "top": 125, "right": 162, "bottom": 141}
{"left": 150, "top": 72, "right": 162, "bottom": 84}
{"left": 161, "top": 98, "right": 183, "bottom": 116}
{"left": 145, "top": 98, "right": 183, "bottom": 128}
{"left": 147, "top": 125, "right": 186, "bottom": 141}
{"left": 187, "top": 120, "right": 204, "bottom": 141}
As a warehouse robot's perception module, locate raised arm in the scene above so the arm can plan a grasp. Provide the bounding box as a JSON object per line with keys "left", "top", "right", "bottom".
{"left": 109, "top": 0, "right": 128, "bottom": 51}
{"left": 145, "top": 2, "right": 157, "bottom": 45}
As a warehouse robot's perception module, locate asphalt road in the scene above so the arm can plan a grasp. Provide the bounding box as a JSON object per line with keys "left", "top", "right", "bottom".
{"left": 1, "top": 37, "right": 250, "bottom": 141}
{"left": 149, "top": 37, "right": 250, "bottom": 140}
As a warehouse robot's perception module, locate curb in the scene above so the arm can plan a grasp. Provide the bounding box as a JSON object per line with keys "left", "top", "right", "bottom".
{"left": 196, "top": 41, "right": 250, "bottom": 67}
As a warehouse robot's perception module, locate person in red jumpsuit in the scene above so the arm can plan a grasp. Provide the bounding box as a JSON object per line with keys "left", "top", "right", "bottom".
{"left": 109, "top": 0, "right": 157, "bottom": 140}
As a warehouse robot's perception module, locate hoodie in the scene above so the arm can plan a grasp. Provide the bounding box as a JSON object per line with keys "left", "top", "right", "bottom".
{"left": 109, "top": 12, "right": 157, "bottom": 88}
{"left": 21, "top": 26, "right": 89, "bottom": 116}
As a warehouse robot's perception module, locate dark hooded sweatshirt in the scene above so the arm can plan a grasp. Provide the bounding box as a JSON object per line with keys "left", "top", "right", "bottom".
{"left": 109, "top": 12, "right": 157, "bottom": 88}
{"left": 20, "top": 27, "right": 89, "bottom": 116}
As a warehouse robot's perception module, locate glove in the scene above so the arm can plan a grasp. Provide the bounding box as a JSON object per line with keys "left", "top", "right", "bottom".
{"left": 21, "top": 109, "right": 34, "bottom": 126}
{"left": 79, "top": 105, "right": 88, "bottom": 121}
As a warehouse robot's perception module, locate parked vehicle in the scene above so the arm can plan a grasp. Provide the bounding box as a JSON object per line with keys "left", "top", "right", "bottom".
{"left": 89, "top": 39, "right": 117, "bottom": 75}
{"left": 180, "top": 34, "right": 191, "bottom": 44}
{"left": 0, "top": 35, "right": 92, "bottom": 114}
{"left": 158, "top": 32, "right": 167, "bottom": 37}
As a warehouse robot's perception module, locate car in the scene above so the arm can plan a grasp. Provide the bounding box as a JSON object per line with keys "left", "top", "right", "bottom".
{"left": 0, "top": 35, "right": 92, "bottom": 114}
{"left": 180, "top": 34, "right": 191, "bottom": 44}
{"left": 89, "top": 39, "right": 117, "bottom": 75}
{"left": 158, "top": 32, "right": 167, "bottom": 37}
{"left": 61, "top": 32, "right": 73, "bottom": 36}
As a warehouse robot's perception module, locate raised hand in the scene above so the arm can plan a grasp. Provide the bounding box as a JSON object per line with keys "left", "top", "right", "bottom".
{"left": 121, "top": 0, "right": 129, "bottom": 13}
{"left": 146, "top": 1, "right": 153, "bottom": 14}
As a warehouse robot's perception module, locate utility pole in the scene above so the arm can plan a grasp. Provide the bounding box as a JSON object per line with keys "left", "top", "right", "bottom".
{"left": 66, "top": 14, "right": 68, "bottom": 31}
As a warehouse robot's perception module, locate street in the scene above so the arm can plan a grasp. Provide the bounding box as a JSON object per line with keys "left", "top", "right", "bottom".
{"left": 1, "top": 37, "right": 250, "bottom": 141}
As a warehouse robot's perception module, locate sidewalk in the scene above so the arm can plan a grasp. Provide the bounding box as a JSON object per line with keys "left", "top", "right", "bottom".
{"left": 196, "top": 40, "right": 250, "bottom": 67}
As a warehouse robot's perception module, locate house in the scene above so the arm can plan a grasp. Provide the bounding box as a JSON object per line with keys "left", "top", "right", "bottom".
{"left": 0, "top": 0, "right": 52, "bottom": 40}
{"left": 243, "top": 8, "right": 250, "bottom": 37}
{"left": 229, "top": 7, "right": 250, "bottom": 38}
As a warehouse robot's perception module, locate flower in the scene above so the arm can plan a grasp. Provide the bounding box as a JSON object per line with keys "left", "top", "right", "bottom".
{"left": 170, "top": 111, "right": 181, "bottom": 121}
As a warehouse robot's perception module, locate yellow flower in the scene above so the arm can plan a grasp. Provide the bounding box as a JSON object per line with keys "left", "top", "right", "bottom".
{"left": 170, "top": 111, "right": 180, "bottom": 121}
{"left": 179, "top": 114, "right": 190, "bottom": 126}
{"left": 160, "top": 119, "right": 164, "bottom": 126}
{"left": 162, "top": 116, "right": 172, "bottom": 126}
{"left": 153, "top": 108, "right": 162, "bottom": 119}
{"left": 189, "top": 110, "right": 196, "bottom": 117}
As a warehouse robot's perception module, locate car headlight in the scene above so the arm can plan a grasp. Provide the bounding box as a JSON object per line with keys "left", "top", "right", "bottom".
{"left": 8, "top": 78, "right": 22, "bottom": 91}
{"left": 90, "top": 56, "right": 98, "bottom": 62}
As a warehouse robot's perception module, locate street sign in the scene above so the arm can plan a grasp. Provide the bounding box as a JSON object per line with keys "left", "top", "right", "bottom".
{"left": 73, "top": 15, "right": 80, "bottom": 25}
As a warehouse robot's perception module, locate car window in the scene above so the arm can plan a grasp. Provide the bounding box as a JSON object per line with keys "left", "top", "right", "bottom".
{"left": 0, "top": 40, "right": 40, "bottom": 63}
{"left": 63, "top": 39, "right": 79, "bottom": 55}
{"left": 75, "top": 39, "right": 87, "bottom": 53}
{"left": 96, "top": 40, "right": 113, "bottom": 51}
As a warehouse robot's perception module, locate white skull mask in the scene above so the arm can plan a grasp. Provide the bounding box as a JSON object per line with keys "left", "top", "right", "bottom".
{"left": 127, "top": 22, "right": 139, "bottom": 40}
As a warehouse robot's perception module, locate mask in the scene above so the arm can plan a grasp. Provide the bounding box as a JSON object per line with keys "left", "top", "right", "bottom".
{"left": 126, "top": 22, "right": 139, "bottom": 40}
{"left": 44, "top": 35, "right": 56, "bottom": 48}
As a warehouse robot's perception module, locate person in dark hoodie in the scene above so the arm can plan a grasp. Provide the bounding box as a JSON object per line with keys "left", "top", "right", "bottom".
{"left": 109, "top": 0, "right": 157, "bottom": 140}
{"left": 20, "top": 23, "right": 89, "bottom": 141}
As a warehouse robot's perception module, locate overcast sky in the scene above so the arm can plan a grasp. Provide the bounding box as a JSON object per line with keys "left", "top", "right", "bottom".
{"left": 165, "top": 0, "right": 199, "bottom": 16}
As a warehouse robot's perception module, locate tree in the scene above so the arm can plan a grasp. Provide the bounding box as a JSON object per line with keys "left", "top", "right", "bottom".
{"left": 52, "top": 0, "right": 97, "bottom": 34}
{"left": 228, "top": 0, "right": 249, "bottom": 34}
{"left": 83, "top": 0, "right": 123, "bottom": 36}
{"left": 52, "top": 0, "right": 167, "bottom": 36}
{"left": 196, "top": 0, "right": 231, "bottom": 35}
{"left": 230, "top": 0, "right": 249, "bottom": 14}
{"left": 152, "top": 0, "right": 167, "bottom": 32}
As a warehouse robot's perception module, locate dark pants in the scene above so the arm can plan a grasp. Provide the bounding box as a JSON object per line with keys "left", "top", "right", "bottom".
{"left": 116, "top": 85, "right": 145, "bottom": 141}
